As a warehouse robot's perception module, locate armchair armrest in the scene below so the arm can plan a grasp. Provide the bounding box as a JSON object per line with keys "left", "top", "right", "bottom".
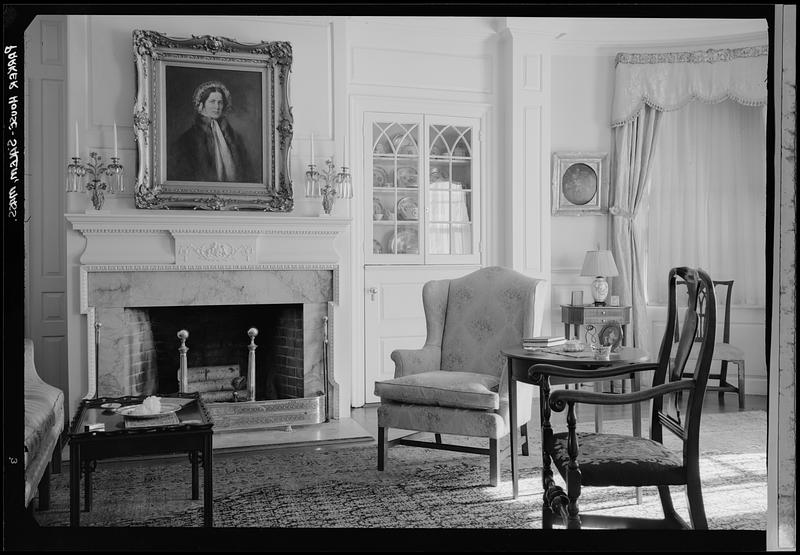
{"left": 548, "top": 380, "right": 694, "bottom": 411}
{"left": 390, "top": 346, "right": 441, "bottom": 378}
{"left": 528, "top": 362, "right": 659, "bottom": 382}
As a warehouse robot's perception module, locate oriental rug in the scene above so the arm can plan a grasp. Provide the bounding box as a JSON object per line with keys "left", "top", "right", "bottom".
{"left": 34, "top": 411, "right": 767, "bottom": 530}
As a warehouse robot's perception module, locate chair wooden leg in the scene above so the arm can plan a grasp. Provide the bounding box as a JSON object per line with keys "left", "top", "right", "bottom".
{"left": 718, "top": 361, "right": 729, "bottom": 402}
{"left": 377, "top": 426, "right": 388, "bottom": 471}
{"left": 737, "top": 361, "right": 746, "bottom": 409}
{"left": 37, "top": 465, "right": 51, "bottom": 511}
{"left": 51, "top": 437, "right": 63, "bottom": 475}
{"left": 657, "top": 485, "right": 682, "bottom": 525}
{"left": 686, "top": 476, "right": 708, "bottom": 530}
{"left": 434, "top": 433, "right": 442, "bottom": 444}
{"left": 489, "top": 438, "right": 500, "bottom": 487}
{"left": 542, "top": 503, "right": 554, "bottom": 529}
{"left": 520, "top": 423, "right": 529, "bottom": 457}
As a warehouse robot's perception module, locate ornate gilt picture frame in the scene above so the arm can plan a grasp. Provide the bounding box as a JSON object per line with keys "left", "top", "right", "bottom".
{"left": 551, "top": 151, "right": 608, "bottom": 216}
{"left": 133, "top": 30, "right": 294, "bottom": 211}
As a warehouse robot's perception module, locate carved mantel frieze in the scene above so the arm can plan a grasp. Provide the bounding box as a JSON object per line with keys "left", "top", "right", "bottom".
{"left": 65, "top": 211, "right": 351, "bottom": 266}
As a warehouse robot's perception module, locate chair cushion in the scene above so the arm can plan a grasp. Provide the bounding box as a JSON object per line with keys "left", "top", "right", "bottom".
{"left": 550, "top": 432, "right": 685, "bottom": 487}
{"left": 374, "top": 371, "right": 500, "bottom": 410}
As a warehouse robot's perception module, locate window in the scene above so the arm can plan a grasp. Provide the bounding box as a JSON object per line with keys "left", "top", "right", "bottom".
{"left": 645, "top": 100, "right": 767, "bottom": 306}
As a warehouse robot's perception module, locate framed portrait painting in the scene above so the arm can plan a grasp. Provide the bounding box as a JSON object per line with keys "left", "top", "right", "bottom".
{"left": 133, "top": 30, "right": 294, "bottom": 211}
{"left": 551, "top": 152, "right": 608, "bottom": 215}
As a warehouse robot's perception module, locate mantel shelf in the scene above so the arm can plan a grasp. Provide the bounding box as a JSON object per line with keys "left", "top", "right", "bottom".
{"left": 65, "top": 211, "right": 351, "bottom": 234}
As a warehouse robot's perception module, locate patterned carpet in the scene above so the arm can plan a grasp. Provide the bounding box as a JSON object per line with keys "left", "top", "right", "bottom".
{"left": 34, "top": 411, "right": 767, "bottom": 530}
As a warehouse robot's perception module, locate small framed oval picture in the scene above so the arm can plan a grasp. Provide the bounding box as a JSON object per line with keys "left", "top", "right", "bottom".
{"left": 551, "top": 152, "right": 608, "bottom": 215}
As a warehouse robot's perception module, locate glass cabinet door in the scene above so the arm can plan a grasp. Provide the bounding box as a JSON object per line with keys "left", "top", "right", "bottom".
{"left": 366, "top": 113, "right": 479, "bottom": 265}
{"left": 427, "top": 123, "right": 475, "bottom": 261}
{"left": 368, "top": 118, "right": 423, "bottom": 262}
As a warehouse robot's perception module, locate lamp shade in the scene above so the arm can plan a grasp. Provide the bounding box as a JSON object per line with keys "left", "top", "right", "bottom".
{"left": 580, "top": 250, "right": 619, "bottom": 277}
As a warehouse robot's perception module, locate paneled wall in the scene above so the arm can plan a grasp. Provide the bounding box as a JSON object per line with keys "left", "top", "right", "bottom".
{"left": 24, "top": 16, "right": 69, "bottom": 406}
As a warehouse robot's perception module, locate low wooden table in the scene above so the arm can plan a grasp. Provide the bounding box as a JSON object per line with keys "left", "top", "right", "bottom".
{"left": 502, "top": 345, "right": 650, "bottom": 500}
{"left": 67, "top": 392, "right": 214, "bottom": 527}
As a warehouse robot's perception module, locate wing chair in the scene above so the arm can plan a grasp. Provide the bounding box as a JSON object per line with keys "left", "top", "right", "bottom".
{"left": 536, "top": 266, "right": 717, "bottom": 529}
{"left": 374, "top": 266, "right": 545, "bottom": 486}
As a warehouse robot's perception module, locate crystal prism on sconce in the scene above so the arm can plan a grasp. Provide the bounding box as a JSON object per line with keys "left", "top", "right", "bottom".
{"left": 66, "top": 151, "right": 124, "bottom": 210}
{"left": 305, "top": 158, "right": 352, "bottom": 215}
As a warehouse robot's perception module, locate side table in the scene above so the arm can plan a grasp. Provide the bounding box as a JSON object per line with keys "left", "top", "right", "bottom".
{"left": 67, "top": 392, "right": 214, "bottom": 527}
{"left": 561, "top": 304, "right": 632, "bottom": 345}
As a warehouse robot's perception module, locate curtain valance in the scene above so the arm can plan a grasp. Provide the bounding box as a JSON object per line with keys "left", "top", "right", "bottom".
{"left": 611, "top": 46, "right": 768, "bottom": 127}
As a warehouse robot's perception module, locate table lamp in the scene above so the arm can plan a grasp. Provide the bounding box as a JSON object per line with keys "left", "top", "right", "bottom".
{"left": 580, "top": 250, "right": 619, "bottom": 306}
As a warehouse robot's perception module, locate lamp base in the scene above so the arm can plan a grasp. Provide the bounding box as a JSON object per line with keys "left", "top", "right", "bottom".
{"left": 590, "top": 276, "right": 610, "bottom": 305}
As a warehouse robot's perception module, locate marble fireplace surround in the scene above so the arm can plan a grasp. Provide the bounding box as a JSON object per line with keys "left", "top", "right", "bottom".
{"left": 66, "top": 211, "right": 350, "bottom": 421}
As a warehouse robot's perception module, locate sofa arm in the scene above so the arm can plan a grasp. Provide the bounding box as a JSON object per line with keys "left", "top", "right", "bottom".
{"left": 390, "top": 346, "right": 441, "bottom": 378}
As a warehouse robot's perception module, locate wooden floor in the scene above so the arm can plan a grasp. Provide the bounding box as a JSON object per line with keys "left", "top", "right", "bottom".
{"left": 350, "top": 390, "right": 767, "bottom": 441}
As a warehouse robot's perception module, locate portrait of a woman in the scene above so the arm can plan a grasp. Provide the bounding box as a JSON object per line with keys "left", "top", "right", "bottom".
{"left": 167, "top": 79, "right": 259, "bottom": 183}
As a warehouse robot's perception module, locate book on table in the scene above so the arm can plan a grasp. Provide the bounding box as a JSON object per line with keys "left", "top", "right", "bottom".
{"left": 522, "top": 336, "right": 566, "bottom": 348}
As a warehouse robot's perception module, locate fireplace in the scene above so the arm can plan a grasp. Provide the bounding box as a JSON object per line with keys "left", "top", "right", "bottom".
{"left": 66, "top": 211, "right": 350, "bottom": 430}
{"left": 117, "top": 303, "right": 307, "bottom": 402}
{"left": 83, "top": 265, "right": 338, "bottom": 428}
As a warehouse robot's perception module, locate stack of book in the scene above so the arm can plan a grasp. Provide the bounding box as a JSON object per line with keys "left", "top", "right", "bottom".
{"left": 522, "top": 336, "right": 566, "bottom": 350}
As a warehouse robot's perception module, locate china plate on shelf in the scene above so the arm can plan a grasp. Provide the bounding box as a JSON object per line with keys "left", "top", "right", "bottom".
{"left": 391, "top": 134, "right": 418, "bottom": 155}
{"left": 396, "top": 197, "right": 419, "bottom": 221}
{"left": 389, "top": 228, "right": 419, "bottom": 254}
{"left": 373, "top": 166, "right": 389, "bottom": 187}
{"left": 396, "top": 166, "right": 418, "bottom": 188}
{"left": 115, "top": 401, "right": 184, "bottom": 419}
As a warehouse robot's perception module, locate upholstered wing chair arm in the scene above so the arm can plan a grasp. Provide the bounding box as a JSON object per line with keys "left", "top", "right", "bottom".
{"left": 390, "top": 346, "right": 442, "bottom": 378}
{"left": 548, "top": 380, "right": 694, "bottom": 411}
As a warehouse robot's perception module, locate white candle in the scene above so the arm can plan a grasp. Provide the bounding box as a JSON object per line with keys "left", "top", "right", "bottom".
{"left": 310, "top": 133, "right": 315, "bottom": 164}
{"left": 113, "top": 121, "right": 118, "bottom": 157}
{"left": 344, "top": 135, "right": 349, "bottom": 167}
{"left": 74, "top": 120, "right": 79, "bottom": 158}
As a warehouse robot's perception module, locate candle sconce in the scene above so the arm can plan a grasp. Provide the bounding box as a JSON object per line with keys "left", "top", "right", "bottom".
{"left": 67, "top": 152, "right": 124, "bottom": 210}
{"left": 305, "top": 158, "right": 352, "bottom": 215}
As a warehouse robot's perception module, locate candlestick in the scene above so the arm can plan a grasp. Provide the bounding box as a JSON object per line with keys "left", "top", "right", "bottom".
{"left": 74, "top": 120, "right": 79, "bottom": 158}
{"left": 113, "top": 121, "right": 118, "bottom": 157}
{"left": 310, "top": 133, "right": 315, "bottom": 163}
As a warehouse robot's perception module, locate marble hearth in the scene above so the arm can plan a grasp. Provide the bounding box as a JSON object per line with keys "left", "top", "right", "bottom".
{"left": 66, "top": 212, "right": 350, "bottom": 426}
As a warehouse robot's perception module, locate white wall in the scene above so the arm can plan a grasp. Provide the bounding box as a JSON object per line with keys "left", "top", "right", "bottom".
{"left": 549, "top": 52, "right": 615, "bottom": 331}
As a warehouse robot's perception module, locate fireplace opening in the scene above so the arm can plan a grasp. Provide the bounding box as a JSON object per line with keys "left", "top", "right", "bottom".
{"left": 146, "top": 304, "right": 304, "bottom": 402}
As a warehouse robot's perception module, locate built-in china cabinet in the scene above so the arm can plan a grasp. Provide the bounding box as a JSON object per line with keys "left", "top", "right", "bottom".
{"left": 361, "top": 108, "right": 486, "bottom": 402}
{"left": 365, "top": 113, "right": 481, "bottom": 265}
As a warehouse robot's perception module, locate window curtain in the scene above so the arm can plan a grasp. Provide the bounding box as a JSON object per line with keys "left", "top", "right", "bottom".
{"left": 609, "top": 46, "right": 768, "bottom": 349}
{"left": 645, "top": 100, "right": 767, "bottom": 306}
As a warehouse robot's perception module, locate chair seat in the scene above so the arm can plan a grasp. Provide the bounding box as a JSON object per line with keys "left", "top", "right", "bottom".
{"left": 374, "top": 371, "right": 500, "bottom": 410}
{"left": 550, "top": 432, "right": 685, "bottom": 487}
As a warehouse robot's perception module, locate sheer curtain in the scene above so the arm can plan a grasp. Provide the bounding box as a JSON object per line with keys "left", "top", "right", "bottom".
{"left": 644, "top": 100, "right": 767, "bottom": 306}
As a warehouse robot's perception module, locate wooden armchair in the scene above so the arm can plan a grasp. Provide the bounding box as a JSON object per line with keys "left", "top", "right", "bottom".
{"left": 531, "top": 266, "right": 717, "bottom": 529}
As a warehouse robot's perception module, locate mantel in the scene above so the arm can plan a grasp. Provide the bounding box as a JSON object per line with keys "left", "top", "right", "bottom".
{"left": 65, "top": 211, "right": 352, "bottom": 265}
{"left": 65, "top": 211, "right": 351, "bottom": 234}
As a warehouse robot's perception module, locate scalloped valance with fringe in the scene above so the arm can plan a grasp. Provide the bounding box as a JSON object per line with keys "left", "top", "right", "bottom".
{"left": 611, "top": 46, "right": 768, "bottom": 127}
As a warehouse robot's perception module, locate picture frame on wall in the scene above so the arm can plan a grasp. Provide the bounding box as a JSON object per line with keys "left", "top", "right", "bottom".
{"left": 551, "top": 151, "right": 608, "bottom": 216}
{"left": 132, "top": 30, "right": 294, "bottom": 211}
